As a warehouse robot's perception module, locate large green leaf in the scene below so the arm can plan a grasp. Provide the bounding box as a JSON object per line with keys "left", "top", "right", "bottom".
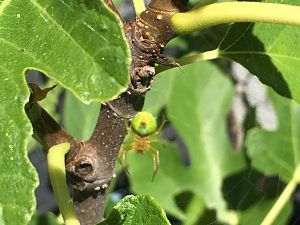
{"left": 0, "top": 0, "right": 130, "bottom": 102}
{"left": 0, "top": 0, "right": 129, "bottom": 224}
{"left": 128, "top": 62, "right": 245, "bottom": 224}
{"left": 219, "top": 0, "right": 300, "bottom": 102}
{"left": 0, "top": 82, "right": 38, "bottom": 225}
{"left": 63, "top": 90, "right": 100, "bottom": 140}
{"left": 0, "top": 205, "right": 5, "bottom": 224}
{"left": 143, "top": 73, "right": 175, "bottom": 116}
{"left": 100, "top": 195, "right": 171, "bottom": 225}
{"left": 246, "top": 89, "right": 300, "bottom": 182}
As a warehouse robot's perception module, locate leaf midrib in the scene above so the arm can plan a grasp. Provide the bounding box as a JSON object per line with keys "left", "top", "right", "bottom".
{"left": 0, "top": 37, "right": 44, "bottom": 67}
{"left": 0, "top": 0, "right": 12, "bottom": 15}
{"left": 193, "top": 81, "right": 222, "bottom": 188}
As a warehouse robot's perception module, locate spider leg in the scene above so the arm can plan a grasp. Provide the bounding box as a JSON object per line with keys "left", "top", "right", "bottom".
{"left": 155, "top": 117, "right": 166, "bottom": 135}
{"left": 118, "top": 143, "right": 131, "bottom": 175}
{"left": 150, "top": 116, "right": 167, "bottom": 148}
{"left": 151, "top": 137, "right": 166, "bottom": 146}
{"left": 124, "top": 118, "right": 130, "bottom": 132}
{"left": 149, "top": 146, "right": 160, "bottom": 181}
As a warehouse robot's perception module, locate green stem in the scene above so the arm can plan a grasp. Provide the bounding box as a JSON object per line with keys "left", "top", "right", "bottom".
{"left": 133, "top": 0, "right": 146, "bottom": 16}
{"left": 260, "top": 165, "right": 300, "bottom": 225}
{"left": 156, "top": 49, "right": 220, "bottom": 74}
{"left": 48, "top": 142, "right": 80, "bottom": 225}
{"left": 171, "top": 2, "right": 300, "bottom": 34}
{"left": 177, "top": 49, "right": 220, "bottom": 66}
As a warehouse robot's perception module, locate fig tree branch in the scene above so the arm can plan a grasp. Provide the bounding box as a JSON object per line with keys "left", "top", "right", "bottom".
{"left": 124, "top": 0, "right": 188, "bottom": 93}
{"left": 25, "top": 91, "right": 136, "bottom": 225}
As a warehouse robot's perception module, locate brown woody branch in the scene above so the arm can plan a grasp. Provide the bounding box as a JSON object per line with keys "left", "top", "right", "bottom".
{"left": 26, "top": 93, "right": 143, "bottom": 225}
{"left": 124, "top": 0, "right": 188, "bottom": 93}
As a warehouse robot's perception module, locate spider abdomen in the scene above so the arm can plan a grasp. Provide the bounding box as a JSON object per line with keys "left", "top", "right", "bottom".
{"left": 131, "top": 111, "right": 157, "bottom": 136}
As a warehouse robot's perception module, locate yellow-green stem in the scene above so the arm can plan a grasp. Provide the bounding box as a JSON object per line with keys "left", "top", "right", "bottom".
{"left": 133, "top": 0, "right": 145, "bottom": 16}
{"left": 177, "top": 49, "right": 220, "bottom": 66}
{"left": 48, "top": 142, "right": 80, "bottom": 225}
{"left": 172, "top": 2, "right": 300, "bottom": 34}
{"left": 156, "top": 49, "right": 220, "bottom": 74}
{"left": 260, "top": 165, "right": 300, "bottom": 225}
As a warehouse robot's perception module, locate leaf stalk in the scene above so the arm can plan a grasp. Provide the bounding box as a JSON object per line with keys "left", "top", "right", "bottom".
{"left": 133, "top": 0, "right": 146, "bottom": 16}
{"left": 177, "top": 49, "right": 220, "bottom": 66}
{"left": 48, "top": 142, "right": 80, "bottom": 225}
{"left": 156, "top": 49, "right": 220, "bottom": 74}
{"left": 260, "top": 165, "right": 300, "bottom": 225}
{"left": 171, "top": 2, "right": 300, "bottom": 33}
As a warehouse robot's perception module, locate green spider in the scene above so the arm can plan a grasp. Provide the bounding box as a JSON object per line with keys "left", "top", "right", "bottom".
{"left": 118, "top": 111, "right": 165, "bottom": 179}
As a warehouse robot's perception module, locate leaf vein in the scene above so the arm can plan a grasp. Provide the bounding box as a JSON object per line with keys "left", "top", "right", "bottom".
{"left": 29, "top": 0, "right": 122, "bottom": 86}
{"left": 0, "top": 0, "right": 13, "bottom": 15}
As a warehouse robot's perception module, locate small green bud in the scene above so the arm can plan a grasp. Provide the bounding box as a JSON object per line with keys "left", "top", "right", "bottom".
{"left": 131, "top": 112, "right": 157, "bottom": 136}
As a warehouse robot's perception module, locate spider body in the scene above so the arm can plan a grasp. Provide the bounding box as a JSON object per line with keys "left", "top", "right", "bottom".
{"left": 118, "top": 111, "right": 164, "bottom": 179}
{"left": 131, "top": 136, "right": 150, "bottom": 153}
{"left": 131, "top": 111, "right": 157, "bottom": 136}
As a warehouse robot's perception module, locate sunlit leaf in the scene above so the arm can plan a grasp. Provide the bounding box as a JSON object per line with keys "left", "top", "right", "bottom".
{"left": 101, "top": 195, "right": 170, "bottom": 225}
